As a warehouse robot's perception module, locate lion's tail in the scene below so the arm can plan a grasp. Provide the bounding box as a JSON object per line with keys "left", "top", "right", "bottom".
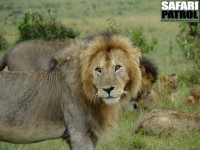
{"left": 0, "top": 53, "right": 7, "bottom": 71}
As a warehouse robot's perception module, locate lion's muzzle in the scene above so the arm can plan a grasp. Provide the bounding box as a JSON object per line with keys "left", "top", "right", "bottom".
{"left": 102, "top": 86, "right": 115, "bottom": 95}
{"left": 97, "top": 87, "right": 125, "bottom": 105}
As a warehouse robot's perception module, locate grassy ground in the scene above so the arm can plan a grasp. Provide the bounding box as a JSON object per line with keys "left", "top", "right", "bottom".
{"left": 0, "top": 0, "right": 200, "bottom": 149}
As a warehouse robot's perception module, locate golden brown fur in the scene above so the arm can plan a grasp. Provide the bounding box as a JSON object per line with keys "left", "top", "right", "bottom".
{"left": 159, "top": 73, "right": 177, "bottom": 102}
{"left": 159, "top": 73, "right": 177, "bottom": 94}
{"left": 135, "top": 56, "right": 158, "bottom": 101}
{"left": 136, "top": 90, "right": 158, "bottom": 110}
{"left": 0, "top": 40, "right": 67, "bottom": 71}
{"left": 0, "top": 32, "right": 142, "bottom": 149}
{"left": 125, "top": 56, "right": 158, "bottom": 110}
{"left": 54, "top": 32, "right": 142, "bottom": 137}
{"left": 133, "top": 109, "right": 200, "bottom": 135}
{"left": 186, "top": 86, "right": 200, "bottom": 106}
{"left": 123, "top": 90, "right": 158, "bottom": 111}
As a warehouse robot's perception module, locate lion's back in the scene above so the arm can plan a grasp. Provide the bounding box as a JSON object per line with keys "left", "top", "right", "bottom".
{"left": 6, "top": 40, "right": 68, "bottom": 71}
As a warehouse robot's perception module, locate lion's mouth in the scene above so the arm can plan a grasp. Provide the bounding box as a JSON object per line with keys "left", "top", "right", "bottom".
{"left": 103, "top": 97, "right": 120, "bottom": 105}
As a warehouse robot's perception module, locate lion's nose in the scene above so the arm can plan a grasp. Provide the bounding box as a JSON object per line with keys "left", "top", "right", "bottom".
{"left": 102, "top": 86, "right": 115, "bottom": 94}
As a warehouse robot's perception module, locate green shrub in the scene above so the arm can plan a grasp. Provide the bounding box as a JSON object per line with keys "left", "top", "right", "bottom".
{"left": 17, "top": 10, "right": 79, "bottom": 42}
{"left": 177, "top": 22, "right": 200, "bottom": 86}
{"left": 0, "top": 34, "right": 8, "bottom": 51}
{"left": 177, "top": 23, "right": 200, "bottom": 69}
{"left": 178, "top": 68, "right": 200, "bottom": 87}
{"left": 107, "top": 18, "right": 157, "bottom": 54}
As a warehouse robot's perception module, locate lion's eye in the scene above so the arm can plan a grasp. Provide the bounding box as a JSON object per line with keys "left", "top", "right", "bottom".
{"left": 95, "top": 67, "right": 101, "bottom": 73}
{"left": 115, "top": 65, "right": 121, "bottom": 71}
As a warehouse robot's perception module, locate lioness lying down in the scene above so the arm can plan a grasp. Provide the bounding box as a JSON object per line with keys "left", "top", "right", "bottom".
{"left": 0, "top": 40, "right": 67, "bottom": 71}
{"left": 132, "top": 109, "right": 200, "bottom": 135}
{"left": 124, "top": 90, "right": 158, "bottom": 111}
{"left": 136, "top": 90, "right": 158, "bottom": 110}
{"left": 0, "top": 32, "right": 141, "bottom": 149}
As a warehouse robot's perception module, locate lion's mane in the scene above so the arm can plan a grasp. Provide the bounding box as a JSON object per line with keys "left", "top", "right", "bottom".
{"left": 53, "top": 32, "right": 142, "bottom": 138}
{"left": 140, "top": 56, "right": 158, "bottom": 83}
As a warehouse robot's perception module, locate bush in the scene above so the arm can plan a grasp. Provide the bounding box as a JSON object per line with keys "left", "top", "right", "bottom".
{"left": 176, "top": 22, "right": 200, "bottom": 86}
{"left": 177, "top": 23, "right": 200, "bottom": 69}
{"left": 178, "top": 68, "right": 200, "bottom": 87}
{"left": 17, "top": 10, "right": 79, "bottom": 42}
{"left": 0, "top": 34, "right": 8, "bottom": 51}
{"left": 107, "top": 18, "right": 157, "bottom": 54}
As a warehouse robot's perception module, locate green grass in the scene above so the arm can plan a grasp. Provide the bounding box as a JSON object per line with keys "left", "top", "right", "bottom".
{"left": 0, "top": 0, "right": 200, "bottom": 149}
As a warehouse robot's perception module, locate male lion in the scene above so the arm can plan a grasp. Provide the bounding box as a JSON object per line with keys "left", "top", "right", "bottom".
{"left": 138, "top": 56, "right": 158, "bottom": 100}
{"left": 186, "top": 86, "right": 200, "bottom": 106}
{"left": 0, "top": 40, "right": 67, "bottom": 71}
{"left": 0, "top": 32, "right": 141, "bottom": 149}
{"left": 123, "top": 56, "right": 158, "bottom": 110}
{"left": 133, "top": 109, "right": 200, "bottom": 135}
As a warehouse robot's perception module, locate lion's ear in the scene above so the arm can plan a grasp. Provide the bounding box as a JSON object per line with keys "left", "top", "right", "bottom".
{"left": 170, "top": 73, "right": 176, "bottom": 76}
{"left": 170, "top": 73, "right": 177, "bottom": 79}
{"left": 48, "top": 58, "right": 57, "bottom": 71}
{"left": 160, "top": 75, "right": 168, "bottom": 81}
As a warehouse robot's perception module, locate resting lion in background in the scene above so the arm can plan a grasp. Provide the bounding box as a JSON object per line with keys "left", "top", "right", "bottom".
{"left": 0, "top": 32, "right": 141, "bottom": 149}
{"left": 0, "top": 40, "right": 67, "bottom": 71}
{"left": 136, "top": 90, "right": 158, "bottom": 109}
{"left": 123, "top": 56, "right": 158, "bottom": 111}
{"left": 132, "top": 109, "right": 200, "bottom": 135}
{"left": 186, "top": 86, "right": 200, "bottom": 106}
{"left": 136, "top": 56, "right": 158, "bottom": 101}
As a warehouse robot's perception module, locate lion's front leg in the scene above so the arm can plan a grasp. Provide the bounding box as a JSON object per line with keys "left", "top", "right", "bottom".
{"left": 60, "top": 87, "right": 94, "bottom": 150}
{"left": 90, "top": 132, "right": 98, "bottom": 150}
{"left": 63, "top": 125, "right": 93, "bottom": 150}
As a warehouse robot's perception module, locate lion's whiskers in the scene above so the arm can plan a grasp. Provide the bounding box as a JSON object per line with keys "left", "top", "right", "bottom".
{"left": 94, "top": 93, "right": 102, "bottom": 105}
{"left": 95, "top": 93, "right": 99, "bottom": 98}
{"left": 123, "top": 90, "right": 127, "bottom": 95}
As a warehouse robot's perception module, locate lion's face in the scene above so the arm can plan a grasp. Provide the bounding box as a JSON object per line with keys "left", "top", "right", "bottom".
{"left": 160, "top": 73, "right": 177, "bottom": 93}
{"left": 167, "top": 74, "right": 177, "bottom": 90}
{"left": 80, "top": 34, "right": 142, "bottom": 105}
{"left": 91, "top": 50, "right": 130, "bottom": 105}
